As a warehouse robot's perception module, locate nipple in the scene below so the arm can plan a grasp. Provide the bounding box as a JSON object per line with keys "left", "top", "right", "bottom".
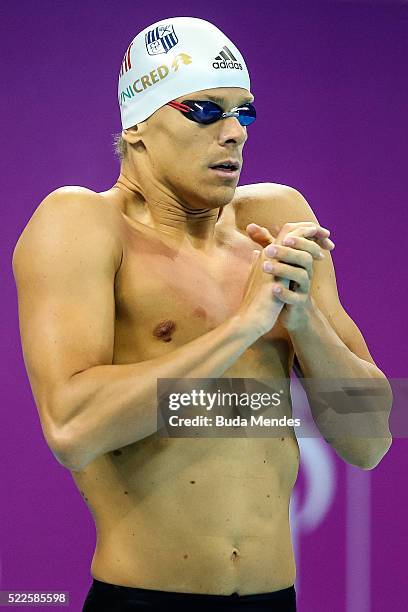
{"left": 193, "top": 306, "right": 207, "bottom": 319}
{"left": 153, "top": 319, "right": 176, "bottom": 342}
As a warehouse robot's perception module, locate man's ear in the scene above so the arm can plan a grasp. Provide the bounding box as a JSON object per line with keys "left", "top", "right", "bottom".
{"left": 122, "top": 122, "right": 147, "bottom": 146}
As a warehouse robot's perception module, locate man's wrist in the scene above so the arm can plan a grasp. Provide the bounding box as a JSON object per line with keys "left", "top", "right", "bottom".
{"left": 285, "top": 297, "right": 318, "bottom": 335}
{"left": 228, "top": 313, "right": 264, "bottom": 346}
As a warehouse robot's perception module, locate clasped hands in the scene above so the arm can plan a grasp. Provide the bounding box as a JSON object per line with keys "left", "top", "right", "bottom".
{"left": 245, "top": 221, "right": 335, "bottom": 331}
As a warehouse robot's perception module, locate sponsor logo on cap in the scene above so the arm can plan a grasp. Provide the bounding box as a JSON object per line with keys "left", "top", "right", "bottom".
{"left": 145, "top": 24, "right": 179, "bottom": 55}
{"left": 213, "top": 46, "right": 242, "bottom": 70}
{"left": 119, "top": 42, "right": 134, "bottom": 77}
{"left": 170, "top": 52, "right": 192, "bottom": 72}
{"left": 119, "top": 53, "right": 192, "bottom": 107}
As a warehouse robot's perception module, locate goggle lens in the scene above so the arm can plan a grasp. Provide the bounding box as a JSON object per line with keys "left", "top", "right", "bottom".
{"left": 234, "top": 104, "right": 257, "bottom": 126}
{"left": 188, "top": 101, "right": 223, "bottom": 124}
{"left": 169, "top": 100, "right": 256, "bottom": 126}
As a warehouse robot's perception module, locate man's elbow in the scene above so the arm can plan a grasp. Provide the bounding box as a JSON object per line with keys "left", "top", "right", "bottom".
{"left": 48, "top": 428, "right": 90, "bottom": 472}
{"left": 52, "top": 447, "right": 88, "bottom": 472}
{"left": 351, "top": 436, "right": 393, "bottom": 470}
{"left": 327, "top": 434, "right": 393, "bottom": 470}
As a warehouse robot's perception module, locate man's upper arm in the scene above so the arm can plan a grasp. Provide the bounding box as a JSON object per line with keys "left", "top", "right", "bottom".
{"left": 233, "top": 182, "right": 377, "bottom": 366}
{"left": 12, "top": 187, "right": 123, "bottom": 445}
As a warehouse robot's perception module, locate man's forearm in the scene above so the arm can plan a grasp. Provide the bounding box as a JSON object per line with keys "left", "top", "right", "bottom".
{"left": 53, "top": 315, "right": 258, "bottom": 471}
{"left": 288, "top": 300, "right": 392, "bottom": 469}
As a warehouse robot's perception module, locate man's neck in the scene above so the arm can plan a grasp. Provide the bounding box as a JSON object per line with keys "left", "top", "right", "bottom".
{"left": 111, "top": 171, "right": 221, "bottom": 252}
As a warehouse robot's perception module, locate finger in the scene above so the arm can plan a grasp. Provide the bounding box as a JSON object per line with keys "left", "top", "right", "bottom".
{"left": 304, "top": 237, "right": 335, "bottom": 251}
{"left": 277, "top": 226, "right": 318, "bottom": 248}
{"left": 279, "top": 223, "right": 331, "bottom": 243}
{"left": 283, "top": 231, "right": 334, "bottom": 251}
{"left": 246, "top": 223, "right": 275, "bottom": 248}
{"left": 286, "top": 225, "right": 327, "bottom": 239}
{"left": 278, "top": 221, "right": 330, "bottom": 237}
{"left": 284, "top": 235, "right": 333, "bottom": 255}
{"left": 279, "top": 221, "right": 320, "bottom": 229}
{"left": 265, "top": 242, "right": 320, "bottom": 265}
{"left": 263, "top": 261, "right": 310, "bottom": 292}
{"left": 321, "top": 237, "right": 335, "bottom": 250}
{"left": 310, "top": 225, "right": 331, "bottom": 238}
{"left": 296, "top": 223, "right": 331, "bottom": 238}
{"left": 271, "top": 282, "right": 309, "bottom": 304}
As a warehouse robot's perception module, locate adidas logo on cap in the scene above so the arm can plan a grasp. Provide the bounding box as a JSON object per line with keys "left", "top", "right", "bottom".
{"left": 212, "top": 46, "right": 243, "bottom": 70}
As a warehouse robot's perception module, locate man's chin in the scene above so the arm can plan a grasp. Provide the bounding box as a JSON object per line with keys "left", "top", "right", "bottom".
{"left": 206, "top": 183, "right": 237, "bottom": 208}
{"left": 178, "top": 179, "right": 237, "bottom": 210}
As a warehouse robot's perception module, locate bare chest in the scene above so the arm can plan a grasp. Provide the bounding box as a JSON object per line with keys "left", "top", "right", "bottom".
{"left": 114, "top": 223, "right": 245, "bottom": 355}
{"left": 113, "top": 218, "right": 291, "bottom": 368}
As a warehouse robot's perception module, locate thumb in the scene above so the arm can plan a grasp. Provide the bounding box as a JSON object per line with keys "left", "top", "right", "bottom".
{"left": 246, "top": 223, "right": 275, "bottom": 247}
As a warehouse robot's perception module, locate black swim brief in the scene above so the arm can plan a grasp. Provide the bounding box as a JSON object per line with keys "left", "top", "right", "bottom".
{"left": 82, "top": 578, "right": 297, "bottom": 611}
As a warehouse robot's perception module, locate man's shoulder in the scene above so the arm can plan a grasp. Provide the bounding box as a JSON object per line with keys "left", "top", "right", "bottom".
{"left": 231, "top": 182, "right": 316, "bottom": 232}
{"left": 13, "top": 186, "right": 122, "bottom": 269}
{"left": 18, "top": 186, "right": 121, "bottom": 240}
{"left": 35, "top": 185, "right": 121, "bottom": 224}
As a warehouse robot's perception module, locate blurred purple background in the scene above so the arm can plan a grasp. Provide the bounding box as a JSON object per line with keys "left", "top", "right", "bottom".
{"left": 2, "top": 1, "right": 407, "bottom": 610}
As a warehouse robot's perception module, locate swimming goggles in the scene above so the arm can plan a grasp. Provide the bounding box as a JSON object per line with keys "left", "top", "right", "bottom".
{"left": 167, "top": 99, "right": 256, "bottom": 126}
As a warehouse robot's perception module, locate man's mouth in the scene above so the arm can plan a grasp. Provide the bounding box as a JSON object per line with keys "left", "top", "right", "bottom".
{"left": 209, "top": 160, "right": 240, "bottom": 177}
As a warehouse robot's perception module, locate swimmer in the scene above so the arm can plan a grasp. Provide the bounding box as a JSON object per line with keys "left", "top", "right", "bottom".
{"left": 12, "top": 16, "right": 392, "bottom": 612}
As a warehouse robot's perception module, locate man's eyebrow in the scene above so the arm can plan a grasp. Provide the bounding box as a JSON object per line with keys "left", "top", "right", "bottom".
{"left": 204, "top": 95, "right": 254, "bottom": 107}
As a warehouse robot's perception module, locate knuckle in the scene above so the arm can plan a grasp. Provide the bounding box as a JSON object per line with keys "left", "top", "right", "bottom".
{"left": 304, "top": 252, "right": 313, "bottom": 265}
{"left": 301, "top": 270, "right": 309, "bottom": 284}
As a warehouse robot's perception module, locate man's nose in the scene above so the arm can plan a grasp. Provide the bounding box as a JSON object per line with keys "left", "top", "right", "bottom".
{"left": 217, "top": 117, "right": 248, "bottom": 145}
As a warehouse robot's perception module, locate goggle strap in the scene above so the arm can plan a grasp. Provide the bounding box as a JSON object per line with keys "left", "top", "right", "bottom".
{"left": 167, "top": 101, "right": 191, "bottom": 113}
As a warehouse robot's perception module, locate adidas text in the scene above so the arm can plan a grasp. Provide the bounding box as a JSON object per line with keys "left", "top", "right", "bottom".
{"left": 212, "top": 60, "right": 243, "bottom": 70}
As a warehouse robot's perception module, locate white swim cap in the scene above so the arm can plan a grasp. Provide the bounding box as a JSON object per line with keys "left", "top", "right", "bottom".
{"left": 118, "top": 17, "right": 251, "bottom": 129}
